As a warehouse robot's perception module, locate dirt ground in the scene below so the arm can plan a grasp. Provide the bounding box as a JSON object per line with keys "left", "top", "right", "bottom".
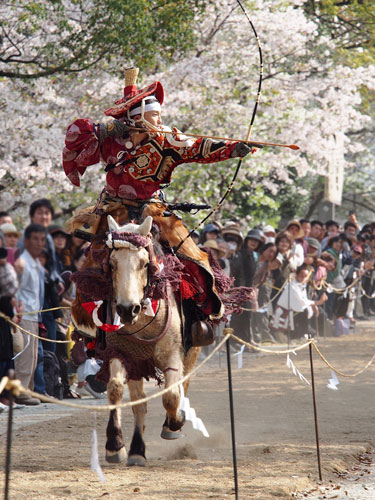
{"left": 1, "top": 322, "right": 375, "bottom": 500}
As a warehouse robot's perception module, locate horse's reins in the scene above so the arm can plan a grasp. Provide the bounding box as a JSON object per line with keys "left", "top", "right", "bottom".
{"left": 115, "top": 301, "right": 161, "bottom": 337}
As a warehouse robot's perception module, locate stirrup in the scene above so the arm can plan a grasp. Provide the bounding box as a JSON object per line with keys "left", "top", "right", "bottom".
{"left": 191, "top": 320, "right": 214, "bottom": 346}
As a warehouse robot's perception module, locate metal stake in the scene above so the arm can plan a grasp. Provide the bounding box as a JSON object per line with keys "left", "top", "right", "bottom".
{"left": 226, "top": 335, "right": 239, "bottom": 500}
{"left": 309, "top": 341, "right": 322, "bottom": 480}
{"left": 4, "top": 370, "right": 15, "bottom": 500}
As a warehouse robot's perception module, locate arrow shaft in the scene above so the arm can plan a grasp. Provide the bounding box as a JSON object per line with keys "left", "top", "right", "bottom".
{"left": 129, "top": 127, "right": 299, "bottom": 150}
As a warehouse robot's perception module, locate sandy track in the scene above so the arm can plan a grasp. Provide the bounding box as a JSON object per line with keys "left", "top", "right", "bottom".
{"left": 1, "top": 322, "right": 375, "bottom": 499}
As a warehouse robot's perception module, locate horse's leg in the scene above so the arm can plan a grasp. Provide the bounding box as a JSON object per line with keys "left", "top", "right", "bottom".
{"left": 160, "top": 351, "right": 186, "bottom": 439}
{"left": 105, "top": 358, "right": 127, "bottom": 464}
{"left": 182, "top": 346, "right": 201, "bottom": 395}
{"left": 160, "top": 346, "right": 200, "bottom": 439}
{"left": 127, "top": 379, "right": 147, "bottom": 467}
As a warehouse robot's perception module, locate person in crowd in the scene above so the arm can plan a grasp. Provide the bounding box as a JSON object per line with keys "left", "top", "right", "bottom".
{"left": 229, "top": 228, "right": 263, "bottom": 345}
{"left": 221, "top": 222, "right": 244, "bottom": 260}
{"left": 244, "top": 229, "right": 264, "bottom": 263}
{"left": 18, "top": 199, "right": 63, "bottom": 290}
{"left": 216, "top": 240, "right": 232, "bottom": 276}
{"left": 38, "top": 248, "right": 63, "bottom": 353}
{"left": 299, "top": 219, "right": 311, "bottom": 238}
{"left": 263, "top": 224, "right": 276, "bottom": 244}
{"left": 344, "top": 220, "right": 357, "bottom": 240}
{"left": 0, "top": 247, "right": 22, "bottom": 410}
{"left": 252, "top": 242, "right": 277, "bottom": 343}
{"left": 341, "top": 244, "right": 363, "bottom": 325}
{"left": 190, "top": 230, "right": 200, "bottom": 246}
{"left": 0, "top": 222, "right": 20, "bottom": 248}
{"left": 271, "top": 264, "right": 327, "bottom": 341}
{"left": 285, "top": 220, "right": 305, "bottom": 270}
{"left": 55, "top": 247, "right": 90, "bottom": 399}
{"left": 202, "top": 239, "right": 226, "bottom": 268}
{"left": 61, "top": 233, "right": 87, "bottom": 271}
{"left": 49, "top": 225, "right": 70, "bottom": 274}
{"left": 13, "top": 224, "right": 47, "bottom": 405}
{"left": 321, "top": 220, "right": 340, "bottom": 250}
{"left": 0, "top": 212, "right": 13, "bottom": 225}
{"left": 324, "top": 236, "right": 349, "bottom": 322}
{"left": 298, "top": 219, "right": 311, "bottom": 255}
{"left": 199, "top": 223, "right": 221, "bottom": 245}
{"left": 0, "top": 223, "right": 21, "bottom": 266}
{"left": 310, "top": 220, "right": 324, "bottom": 243}
{"left": 271, "top": 231, "right": 294, "bottom": 308}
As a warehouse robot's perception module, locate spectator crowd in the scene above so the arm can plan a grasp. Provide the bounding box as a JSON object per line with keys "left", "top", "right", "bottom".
{"left": 1, "top": 198, "right": 375, "bottom": 410}
{"left": 0, "top": 199, "right": 105, "bottom": 411}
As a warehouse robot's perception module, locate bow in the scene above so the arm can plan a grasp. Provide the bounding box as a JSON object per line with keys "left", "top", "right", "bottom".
{"left": 175, "top": 0, "right": 263, "bottom": 251}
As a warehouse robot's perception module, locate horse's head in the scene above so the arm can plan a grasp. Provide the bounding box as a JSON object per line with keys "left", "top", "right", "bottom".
{"left": 106, "top": 215, "right": 153, "bottom": 325}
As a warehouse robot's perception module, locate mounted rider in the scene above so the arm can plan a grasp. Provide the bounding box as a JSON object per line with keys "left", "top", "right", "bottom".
{"left": 62, "top": 67, "right": 255, "bottom": 346}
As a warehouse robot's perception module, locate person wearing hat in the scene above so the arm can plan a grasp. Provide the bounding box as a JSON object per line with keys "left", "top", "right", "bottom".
{"left": 263, "top": 224, "right": 276, "bottom": 244}
{"left": 202, "top": 239, "right": 226, "bottom": 261}
{"left": 0, "top": 223, "right": 20, "bottom": 248}
{"left": 200, "top": 223, "right": 221, "bottom": 245}
{"left": 0, "top": 223, "right": 21, "bottom": 266}
{"left": 221, "top": 222, "right": 244, "bottom": 258}
{"left": 62, "top": 67, "right": 258, "bottom": 345}
{"left": 63, "top": 66, "right": 255, "bottom": 199}
{"left": 229, "top": 228, "right": 262, "bottom": 345}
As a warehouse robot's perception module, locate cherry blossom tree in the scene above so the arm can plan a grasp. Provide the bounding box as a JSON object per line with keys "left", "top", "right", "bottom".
{"left": 1, "top": 0, "right": 375, "bottom": 228}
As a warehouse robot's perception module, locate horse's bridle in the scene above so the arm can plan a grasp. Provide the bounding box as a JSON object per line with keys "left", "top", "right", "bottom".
{"left": 108, "top": 233, "right": 172, "bottom": 342}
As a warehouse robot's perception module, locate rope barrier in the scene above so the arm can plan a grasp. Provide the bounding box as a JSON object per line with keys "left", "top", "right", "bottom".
{"left": 2, "top": 324, "right": 375, "bottom": 413}
{"left": 0, "top": 312, "right": 72, "bottom": 344}
{"left": 311, "top": 342, "right": 375, "bottom": 378}
{"left": 228, "top": 330, "right": 375, "bottom": 378}
{"left": 0, "top": 333, "right": 231, "bottom": 411}
{"left": 322, "top": 276, "right": 361, "bottom": 294}
{"left": 229, "top": 330, "right": 313, "bottom": 354}
{"left": 17, "top": 306, "right": 70, "bottom": 315}
{"left": 357, "top": 281, "right": 375, "bottom": 299}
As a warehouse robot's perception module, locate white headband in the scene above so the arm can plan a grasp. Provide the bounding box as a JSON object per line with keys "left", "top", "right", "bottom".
{"left": 129, "top": 100, "right": 161, "bottom": 118}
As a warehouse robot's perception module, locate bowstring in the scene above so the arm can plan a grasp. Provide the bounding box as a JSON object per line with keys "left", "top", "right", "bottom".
{"left": 175, "top": 0, "right": 263, "bottom": 252}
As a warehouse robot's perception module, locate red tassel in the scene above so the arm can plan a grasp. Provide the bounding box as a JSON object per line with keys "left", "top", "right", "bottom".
{"left": 87, "top": 340, "right": 96, "bottom": 350}
{"left": 180, "top": 278, "right": 198, "bottom": 300}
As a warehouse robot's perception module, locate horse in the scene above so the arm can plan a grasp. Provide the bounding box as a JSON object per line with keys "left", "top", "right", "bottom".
{"left": 73, "top": 215, "right": 201, "bottom": 466}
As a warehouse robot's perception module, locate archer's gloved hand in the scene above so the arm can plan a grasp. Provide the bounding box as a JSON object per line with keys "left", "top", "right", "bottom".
{"left": 99, "top": 120, "right": 131, "bottom": 142}
{"left": 230, "top": 142, "right": 256, "bottom": 158}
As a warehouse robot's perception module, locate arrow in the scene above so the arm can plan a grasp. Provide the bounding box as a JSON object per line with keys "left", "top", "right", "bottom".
{"left": 129, "top": 127, "right": 300, "bottom": 150}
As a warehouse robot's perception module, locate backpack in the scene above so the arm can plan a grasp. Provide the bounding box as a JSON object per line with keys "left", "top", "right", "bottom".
{"left": 43, "top": 350, "right": 63, "bottom": 399}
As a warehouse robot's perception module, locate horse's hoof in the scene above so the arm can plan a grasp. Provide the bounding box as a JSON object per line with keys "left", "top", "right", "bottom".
{"left": 160, "top": 426, "right": 183, "bottom": 440}
{"left": 105, "top": 447, "right": 127, "bottom": 464}
{"left": 127, "top": 454, "right": 146, "bottom": 467}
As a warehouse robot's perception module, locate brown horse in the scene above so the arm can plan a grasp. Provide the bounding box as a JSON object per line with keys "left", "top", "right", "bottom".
{"left": 76, "top": 215, "right": 200, "bottom": 466}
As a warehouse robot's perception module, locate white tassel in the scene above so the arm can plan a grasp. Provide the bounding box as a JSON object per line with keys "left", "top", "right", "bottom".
{"left": 178, "top": 384, "right": 209, "bottom": 437}
{"left": 91, "top": 417, "right": 105, "bottom": 482}
{"left": 233, "top": 345, "right": 245, "bottom": 369}
{"left": 327, "top": 370, "right": 339, "bottom": 390}
{"left": 286, "top": 353, "right": 310, "bottom": 386}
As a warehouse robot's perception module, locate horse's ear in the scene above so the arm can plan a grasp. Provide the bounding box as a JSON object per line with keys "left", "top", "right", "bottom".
{"left": 138, "top": 216, "right": 153, "bottom": 236}
{"left": 107, "top": 215, "right": 119, "bottom": 232}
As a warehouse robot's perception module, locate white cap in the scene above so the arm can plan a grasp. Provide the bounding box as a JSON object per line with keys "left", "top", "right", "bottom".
{"left": 263, "top": 224, "right": 276, "bottom": 234}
